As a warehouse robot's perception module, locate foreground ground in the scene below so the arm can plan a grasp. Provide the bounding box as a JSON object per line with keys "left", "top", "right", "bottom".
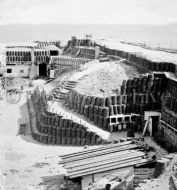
{"left": 0, "top": 93, "right": 83, "bottom": 190}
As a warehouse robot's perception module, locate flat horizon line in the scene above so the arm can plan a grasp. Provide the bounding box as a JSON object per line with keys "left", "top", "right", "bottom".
{"left": 0, "top": 22, "right": 177, "bottom": 26}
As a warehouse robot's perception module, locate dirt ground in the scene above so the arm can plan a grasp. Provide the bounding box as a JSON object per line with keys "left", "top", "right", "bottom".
{"left": 0, "top": 91, "right": 83, "bottom": 190}
{"left": 135, "top": 154, "right": 177, "bottom": 190}
{"left": 0, "top": 73, "right": 109, "bottom": 190}
{"left": 75, "top": 60, "right": 141, "bottom": 97}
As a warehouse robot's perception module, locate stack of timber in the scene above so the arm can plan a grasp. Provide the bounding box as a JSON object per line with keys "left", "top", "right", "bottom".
{"left": 134, "top": 163, "right": 156, "bottom": 186}
{"left": 60, "top": 141, "right": 152, "bottom": 179}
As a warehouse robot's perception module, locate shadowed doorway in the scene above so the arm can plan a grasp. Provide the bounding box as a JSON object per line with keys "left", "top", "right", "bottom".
{"left": 39, "top": 63, "right": 47, "bottom": 77}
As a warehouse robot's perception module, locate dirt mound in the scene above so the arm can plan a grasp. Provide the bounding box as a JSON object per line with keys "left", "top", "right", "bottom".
{"left": 75, "top": 61, "right": 141, "bottom": 97}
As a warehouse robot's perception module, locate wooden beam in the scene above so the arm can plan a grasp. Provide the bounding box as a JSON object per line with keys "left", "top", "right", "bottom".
{"left": 61, "top": 144, "right": 139, "bottom": 164}
{"left": 67, "top": 158, "right": 146, "bottom": 178}
{"left": 66, "top": 152, "right": 144, "bottom": 173}
{"left": 60, "top": 141, "right": 132, "bottom": 159}
{"left": 64, "top": 150, "right": 135, "bottom": 169}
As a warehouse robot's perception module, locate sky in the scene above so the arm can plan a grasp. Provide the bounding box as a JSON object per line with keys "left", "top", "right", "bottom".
{"left": 0, "top": 0, "right": 177, "bottom": 25}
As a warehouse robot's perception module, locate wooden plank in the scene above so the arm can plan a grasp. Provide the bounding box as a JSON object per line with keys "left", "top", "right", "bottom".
{"left": 61, "top": 144, "right": 139, "bottom": 163}
{"left": 59, "top": 146, "right": 134, "bottom": 164}
{"left": 67, "top": 152, "right": 144, "bottom": 173}
{"left": 60, "top": 141, "right": 132, "bottom": 158}
{"left": 64, "top": 151, "right": 141, "bottom": 169}
{"left": 135, "top": 174, "right": 154, "bottom": 178}
{"left": 64, "top": 150, "right": 136, "bottom": 169}
{"left": 65, "top": 151, "right": 142, "bottom": 170}
{"left": 61, "top": 142, "right": 132, "bottom": 158}
{"left": 67, "top": 158, "right": 145, "bottom": 178}
{"left": 135, "top": 159, "right": 155, "bottom": 167}
{"left": 67, "top": 156, "right": 143, "bottom": 175}
{"left": 135, "top": 168, "right": 154, "bottom": 173}
{"left": 61, "top": 144, "right": 139, "bottom": 164}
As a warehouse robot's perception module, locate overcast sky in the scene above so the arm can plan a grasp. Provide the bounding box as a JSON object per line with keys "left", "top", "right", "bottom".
{"left": 0, "top": 0, "right": 177, "bottom": 25}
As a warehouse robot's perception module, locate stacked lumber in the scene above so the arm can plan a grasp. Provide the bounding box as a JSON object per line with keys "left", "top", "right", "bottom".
{"left": 134, "top": 168, "right": 155, "bottom": 185}
{"left": 60, "top": 141, "right": 147, "bottom": 179}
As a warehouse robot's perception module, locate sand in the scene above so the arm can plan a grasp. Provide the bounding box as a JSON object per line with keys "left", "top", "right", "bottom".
{"left": 0, "top": 91, "right": 83, "bottom": 190}
{"left": 75, "top": 60, "right": 140, "bottom": 97}
{"left": 0, "top": 72, "right": 110, "bottom": 190}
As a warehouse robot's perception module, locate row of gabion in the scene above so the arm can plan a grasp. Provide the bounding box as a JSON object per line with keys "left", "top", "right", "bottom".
{"left": 161, "top": 109, "right": 177, "bottom": 130}
{"left": 35, "top": 121, "right": 104, "bottom": 146}
{"left": 97, "top": 44, "right": 176, "bottom": 73}
{"left": 53, "top": 66, "right": 74, "bottom": 79}
{"left": 165, "top": 79, "right": 177, "bottom": 113}
{"left": 64, "top": 74, "right": 165, "bottom": 132}
{"left": 29, "top": 88, "right": 106, "bottom": 146}
{"left": 107, "top": 120, "right": 143, "bottom": 133}
{"left": 65, "top": 91, "right": 146, "bottom": 131}
{"left": 67, "top": 92, "right": 161, "bottom": 115}
{"left": 121, "top": 74, "right": 166, "bottom": 95}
